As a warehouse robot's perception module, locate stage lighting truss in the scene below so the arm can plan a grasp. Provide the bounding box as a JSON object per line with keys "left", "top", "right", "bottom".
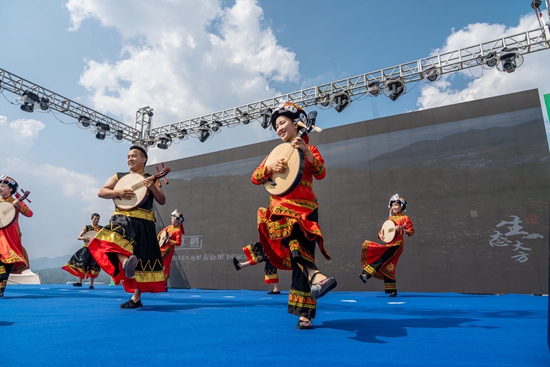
{"left": 1, "top": 26, "right": 549, "bottom": 150}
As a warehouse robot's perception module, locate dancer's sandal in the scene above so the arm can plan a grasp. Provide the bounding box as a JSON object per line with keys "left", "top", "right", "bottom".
{"left": 119, "top": 299, "right": 143, "bottom": 309}
{"left": 309, "top": 272, "right": 337, "bottom": 299}
{"left": 123, "top": 255, "right": 138, "bottom": 278}
{"left": 358, "top": 272, "right": 368, "bottom": 283}
{"left": 297, "top": 318, "right": 312, "bottom": 330}
{"left": 232, "top": 257, "right": 242, "bottom": 271}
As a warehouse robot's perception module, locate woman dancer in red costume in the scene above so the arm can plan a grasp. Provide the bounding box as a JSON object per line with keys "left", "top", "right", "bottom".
{"left": 158, "top": 209, "right": 184, "bottom": 290}
{"left": 359, "top": 194, "right": 414, "bottom": 297}
{"left": 252, "top": 102, "right": 337, "bottom": 329}
{"left": 0, "top": 175, "right": 33, "bottom": 297}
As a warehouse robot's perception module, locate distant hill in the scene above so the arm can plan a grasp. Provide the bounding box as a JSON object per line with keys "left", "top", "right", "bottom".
{"left": 34, "top": 267, "right": 114, "bottom": 285}
{"left": 30, "top": 255, "right": 72, "bottom": 271}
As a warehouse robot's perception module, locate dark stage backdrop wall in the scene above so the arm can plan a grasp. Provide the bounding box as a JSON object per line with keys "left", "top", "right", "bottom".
{"left": 151, "top": 89, "right": 549, "bottom": 294}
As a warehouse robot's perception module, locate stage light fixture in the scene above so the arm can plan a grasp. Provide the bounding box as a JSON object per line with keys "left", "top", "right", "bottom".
{"left": 260, "top": 108, "right": 272, "bottom": 129}
{"left": 78, "top": 116, "right": 91, "bottom": 128}
{"left": 316, "top": 92, "right": 331, "bottom": 107}
{"left": 147, "top": 137, "right": 156, "bottom": 146}
{"left": 384, "top": 78, "right": 406, "bottom": 101}
{"left": 333, "top": 91, "right": 350, "bottom": 113}
{"left": 96, "top": 122, "right": 110, "bottom": 132}
{"left": 423, "top": 67, "right": 440, "bottom": 82}
{"left": 38, "top": 97, "right": 50, "bottom": 112}
{"left": 497, "top": 47, "right": 524, "bottom": 74}
{"left": 178, "top": 128, "right": 188, "bottom": 139}
{"left": 17, "top": 90, "right": 40, "bottom": 112}
{"left": 477, "top": 51, "right": 498, "bottom": 69}
{"left": 211, "top": 120, "right": 222, "bottom": 132}
{"left": 95, "top": 131, "right": 106, "bottom": 140}
{"left": 199, "top": 120, "right": 210, "bottom": 143}
{"left": 367, "top": 81, "right": 381, "bottom": 96}
{"left": 20, "top": 102, "right": 34, "bottom": 113}
{"left": 114, "top": 129, "right": 124, "bottom": 141}
{"left": 199, "top": 130, "right": 210, "bottom": 142}
{"left": 241, "top": 113, "right": 251, "bottom": 124}
{"left": 157, "top": 134, "right": 172, "bottom": 150}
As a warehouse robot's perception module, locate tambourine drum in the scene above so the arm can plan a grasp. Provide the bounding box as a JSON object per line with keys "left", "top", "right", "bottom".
{"left": 263, "top": 142, "right": 305, "bottom": 196}
{"left": 0, "top": 202, "right": 17, "bottom": 229}
{"left": 380, "top": 220, "right": 397, "bottom": 244}
{"left": 82, "top": 230, "right": 98, "bottom": 243}
{"left": 113, "top": 173, "right": 149, "bottom": 210}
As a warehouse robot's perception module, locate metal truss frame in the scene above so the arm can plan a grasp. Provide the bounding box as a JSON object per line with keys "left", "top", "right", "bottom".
{"left": 0, "top": 27, "right": 548, "bottom": 149}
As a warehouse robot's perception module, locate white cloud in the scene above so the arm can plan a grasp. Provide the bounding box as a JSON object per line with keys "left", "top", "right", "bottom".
{"left": 417, "top": 13, "right": 550, "bottom": 116}
{"left": 0, "top": 116, "right": 45, "bottom": 148}
{"left": 66, "top": 0, "right": 299, "bottom": 129}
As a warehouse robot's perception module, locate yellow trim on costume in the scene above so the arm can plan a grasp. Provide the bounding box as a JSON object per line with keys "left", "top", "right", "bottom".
{"left": 134, "top": 270, "right": 166, "bottom": 283}
{"left": 95, "top": 228, "right": 135, "bottom": 253}
{"left": 136, "top": 258, "right": 164, "bottom": 272}
{"left": 113, "top": 208, "right": 155, "bottom": 221}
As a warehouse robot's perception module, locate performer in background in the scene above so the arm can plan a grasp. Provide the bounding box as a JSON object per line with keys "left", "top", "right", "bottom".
{"left": 0, "top": 175, "right": 32, "bottom": 298}
{"left": 89, "top": 146, "right": 166, "bottom": 308}
{"left": 359, "top": 194, "right": 414, "bottom": 297}
{"left": 252, "top": 102, "right": 336, "bottom": 329}
{"left": 62, "top": 213, "right": 103, "bottom": 289}
{"left": 158, "top": 209, "right": 184, "bottom": 290}
{"left": 233, "top": 242, "right": 281, "bottom": 294}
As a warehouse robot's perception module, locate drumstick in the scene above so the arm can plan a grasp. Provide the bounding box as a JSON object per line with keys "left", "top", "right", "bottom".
{"left": 297, "top": 121, "right": 323, "bottom": 133}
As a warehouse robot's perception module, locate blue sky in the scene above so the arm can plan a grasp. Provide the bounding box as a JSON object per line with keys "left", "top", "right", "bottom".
{"left": 0, "top": 0, "right": 549, "bottom": 260}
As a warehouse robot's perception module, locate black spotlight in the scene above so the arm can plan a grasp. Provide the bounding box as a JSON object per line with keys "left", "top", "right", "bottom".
{"left": 199, "top": 130, "right": 210, "bottom": 143}
{"left": 115, "top": 129, "right": 124, "bottom": 141}
{"left": 178, "top": 128, "right": 188, "bottom": 139}
{"left": 211, "top": 120, "right": 221, "bottom": 132}
{"left": 39, "top": 97, "right": 49, "bottom": 111}
{"left": 241, "top": 113, "right": 251, "bottom": 124}
{"left": 260, "top": 108, "right": 272, "bottom": 129}
{"left": 96, "top": 122, "right": 110, "bottom": 132}
{"left": 333, "top": 91, "right": 350, "bottom": 113}
{"left": 95, "top": 131, "right": 106, "bottom": 140}
{"left": 20, "top": 102, "right": 34, "bottom": 113}
{"left": 367, "top": 81, "right": 381, "bottom": 96}
{"left": 78, "top": 116, "right": 91, "bottom": 128}
{"left": 199, "top": 120, "right": 210, "bottom": 142}
{"left": 386, "top": 78, "right": 405, "bottom": 101}
{"left": 157, "top": 135, "right": 171, "bottom": 150}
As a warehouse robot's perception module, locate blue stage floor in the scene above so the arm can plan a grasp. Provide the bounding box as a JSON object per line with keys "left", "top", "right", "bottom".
{"left": 1, "top": 285, "right": 548, "bottom": 366}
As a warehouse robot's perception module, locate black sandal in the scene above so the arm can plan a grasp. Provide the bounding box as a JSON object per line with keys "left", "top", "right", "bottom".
{"left": 309, "top": 272, "right": 337, "bottom": 299}
{"left": 358, "top": 272, "right": 368, "bottom": 283}
{"left": 297, "top": 319, "right": 312, "bottom": 329}
{"left": 232, "top": 258, "right": 241, "bottom": 271}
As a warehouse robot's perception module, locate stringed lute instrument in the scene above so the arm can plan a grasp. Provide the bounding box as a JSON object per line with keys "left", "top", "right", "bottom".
{"left": 0, "top": 190, "right": 31, "bottom": 229}
{"left": 263, "top": 111, "right": 321, "bottom": 196}
{"left": 113, "top": 164, "right": 170, "bottom": 210}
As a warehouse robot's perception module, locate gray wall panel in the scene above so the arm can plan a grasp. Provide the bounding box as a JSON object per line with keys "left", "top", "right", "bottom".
{"left": 152, "top": 89, "right": 549, "bottom": 294}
